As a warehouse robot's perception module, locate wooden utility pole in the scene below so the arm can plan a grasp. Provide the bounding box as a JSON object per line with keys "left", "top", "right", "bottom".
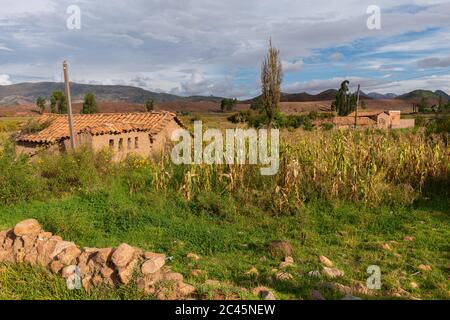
{"left": 63, "top": 60, "right": 76, "bottom": 150}
{"left": 354, "top": 84, "right": 360, "bottom": 129}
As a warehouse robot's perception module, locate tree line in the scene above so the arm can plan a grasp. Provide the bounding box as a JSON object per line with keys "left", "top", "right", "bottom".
{"left": 35, "top": 91, "right": 99, "bottom": 115}
{"left": 35, "top": 92, "right": 157, "bottom": 115}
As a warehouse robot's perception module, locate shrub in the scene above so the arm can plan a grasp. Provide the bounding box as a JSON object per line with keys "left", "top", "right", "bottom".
{"left": 0, "top": 143, "right": 42, "bottom": 205}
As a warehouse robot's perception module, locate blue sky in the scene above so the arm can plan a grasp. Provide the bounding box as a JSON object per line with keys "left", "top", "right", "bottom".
{"left": 0, "top": 0, "right": 449, "bottom": 98}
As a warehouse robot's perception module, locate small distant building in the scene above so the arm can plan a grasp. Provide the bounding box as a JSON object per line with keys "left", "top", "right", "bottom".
{"left": 315, "top": 110, "right": 415, "bottom": 130}
{"left": 347, "top": 110, "right": 415, "bottom": 129}
{"left": 15, "top": 112, "right": 184, "bottom": 160}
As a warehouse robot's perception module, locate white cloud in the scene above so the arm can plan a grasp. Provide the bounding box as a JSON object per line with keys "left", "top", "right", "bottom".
{"left": 417, "top": 57, "right": 450, "bottom": 68}
{"left": 283, "top": 60, "right": 304, "bottom": 73}
{"left": 329, "top": 52, "right": 344, "bottom": 62}
{"left": 0, "top": 0, "right": 449, "bottom": 97}
{"left": 284, "top": 74, "right": 450, "bottom": 95}
{"left": 0, "top": 74, "right": 12, "bottom": 85}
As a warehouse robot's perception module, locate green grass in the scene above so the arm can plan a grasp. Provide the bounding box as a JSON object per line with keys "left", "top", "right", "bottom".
{"left": 0, "top": 188, "right": 448, "bottom": 300}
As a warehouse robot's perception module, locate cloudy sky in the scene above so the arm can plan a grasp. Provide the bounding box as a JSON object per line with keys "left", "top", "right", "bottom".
{"left": 0, "top": 0, "right": 449, "bottom": 98}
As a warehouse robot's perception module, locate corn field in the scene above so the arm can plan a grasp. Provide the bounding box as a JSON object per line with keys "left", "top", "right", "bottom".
{"left": 123, "top": 129, "right": 450, "bottom": 211}
{"left": 1, "top": 129, "right": 448, "bottom": 210}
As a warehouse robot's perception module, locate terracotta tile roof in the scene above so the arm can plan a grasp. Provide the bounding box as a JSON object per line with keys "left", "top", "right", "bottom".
{"left": 16, "top": 112, "right": 181, "bottom": 144}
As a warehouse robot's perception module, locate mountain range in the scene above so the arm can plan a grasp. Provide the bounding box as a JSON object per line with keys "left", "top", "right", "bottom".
{"left": 0, "top": 82, "right": 448, "bottom": 107}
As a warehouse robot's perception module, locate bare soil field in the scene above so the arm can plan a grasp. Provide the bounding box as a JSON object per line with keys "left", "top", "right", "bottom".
{"left": 0, "top": 98, "right": 426, "bottom": 117}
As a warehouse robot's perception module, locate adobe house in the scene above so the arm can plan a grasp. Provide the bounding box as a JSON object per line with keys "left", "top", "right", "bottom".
{"left": 348, "top": 110, "right": 415, "bottom": 129}
{"left": 15, "top": 112, "right": 184, "bottom": 161}
{"left": 313, "top": 116, "right": 376, "bottom": 129}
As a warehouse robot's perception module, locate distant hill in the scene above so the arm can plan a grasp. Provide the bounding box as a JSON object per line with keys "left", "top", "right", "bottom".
{"left": 244, "top": 89, "right": 374, "bottom": 104}
{"left": 435, "top": 90, "right": 450, "bottom": 102}
{"left": 0, "top": 82, "right": 224, "bottom": 106}
{"left": 397, "top": 90, "right": 441, "bottom": 101}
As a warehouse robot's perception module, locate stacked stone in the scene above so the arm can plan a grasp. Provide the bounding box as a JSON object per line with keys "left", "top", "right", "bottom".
{"left": 0, "top": 219, "right": 195, "bottom": 300}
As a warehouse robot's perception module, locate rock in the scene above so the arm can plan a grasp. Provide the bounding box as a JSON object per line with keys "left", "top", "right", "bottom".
{"left": 417, "top": 264, "right": 432, "bottom": 272}
{"left": 164, "top": 272, "right": 184, "bottom": 283}
{"left": 13, "top": 238, "right": 25, "bottom": 262}
{"left": 141, "top": 253, "right": 166, "bottom": 275}
{"left": 178, "top": 283, "right": 196, "bottom": 297}
{"left": 111, "top": 243, "right": 135, "bottom": 268}
{"left": 13, "top": 219, "right": 41, "bottom": 237}
{"left": 342, "top": 294, "right": 362, "bottom": 300}
{"left": 137, "top": 271, "right": 165, "bottom": 294}
{"left": 322, "top": 267, "right": 344, "bottom": 279}
{"left": 82, "top": 276, "right": 92, "bottom": 291}
{"left": 410, "top": 282, "right": 419, "bottom": 289}
{"left": 253, "top": 286, "right": 276, "bottom": 300}
{"left": 190, "top": 269, "right": 203, "bottom": 277}
{"left": 93, "top": 248, "right": 113, "bottom": 264}
{"left": 51, "top": 241, "right": 76, "bottom": 259}
{"left": 310, "top": 290, "right": 326, "bottom": 300}
{"left": 268, "top": 240, "right": 293, "bottom": 259}
{"left": 0, "top": 249, "right": 14, "bottom": 263}
{"left": 187, "top": 253, "right": 200, "bottom": 261}
{"left": 322, "top": 282, "right": 352, "bottom": 295}
{"left": 382, "top": 243, "right": 392, "bottom": 251}
{"left": 275, "top": 271, "right": 293, "bottom": 281}
{"left": 57, "top": 245, "right": 81, "bottom": 265}
{"left": 280, "top": 256, "right": 294, "bottom": 269}
{"left": 353, "top": 282, "right": 370, "bottom": 295}
{"left": 117, "top": 257, "right": 138, "bottom": 284}
{"left": 404, "top": 236, "right": 415, "bottom": 242}
{"left": 49, "top": 260, "right": 64, "bottom": 274}
{"left": 36, "top": 238, "right": 59, "bottom": 266}
{"left": 38, "top": 232, "right": 52, "bottom": 241}
{"left": 100, "top": 266, "right": 115, "bottom": 280}
{"left": 319, "top": 255, "right": 333, "bottom": 268}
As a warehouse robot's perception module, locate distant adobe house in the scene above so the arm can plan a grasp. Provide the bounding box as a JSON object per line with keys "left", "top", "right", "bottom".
{"left": 15, "top": 112, "right": 184, "bottom": 160}
{"left": 347, "top": 111, "right": 415, "bottom": 129}
{"left": 315, "top": 110, "right": 415, "bottom": 130}
{"left": 314, "top": 116, "right": 376, "bottom": 130}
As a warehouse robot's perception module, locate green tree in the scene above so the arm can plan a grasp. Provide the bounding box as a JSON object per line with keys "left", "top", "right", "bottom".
{"left": 35, "top": 96, "right": 46, "bottom": 114}
{"left": 261, "top": 39, "right": 283, "bottom": 129}
{"left": 417, "top": 97, "right": 428, "bottom": 113}
{"left": 438, "top": 96, "right": 444, "bottom": 113}
{"left": 145, "top": 99, "right": 154, "bottom": 112}
{"left": 81, "top": 92, "right": 98, "bottom": 114}
{"left": 220, "top": 98, "right": 237, "bottom": 112}
{"left": 361, "top": 100, "right": 367, "bottom": 110}
{"left": 331, "top": 80, "right": 357, "bottom": 116}
{"left": 50, "top": 90, "right": 67, "bottom": 114}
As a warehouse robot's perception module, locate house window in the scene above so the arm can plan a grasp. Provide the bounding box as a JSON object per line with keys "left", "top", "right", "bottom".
{"left": 127, "top": 138, "right": 132, "bottom": 150}
{"left": 148, "top": 134, "right": 154, "bottom": 145}
{"left": 135, "top": 137, "right": 139, "bottom": 149}
{"left": 118, "top": 138, "right": 124, "bottom": 151}
{"left": 109, "top": 139, "right": 114, "bottom": 148}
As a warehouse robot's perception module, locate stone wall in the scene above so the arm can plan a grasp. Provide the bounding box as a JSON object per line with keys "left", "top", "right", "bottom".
{"left": 0, "top": 219, "right": 195, "bottom": 299}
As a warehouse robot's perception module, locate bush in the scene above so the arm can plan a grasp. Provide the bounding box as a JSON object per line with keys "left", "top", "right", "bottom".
{"left": 321, "top": 122, "right": 334, "bottom": 131}
{"left": 0, "top": 143, "right": 42, "bottom": 205}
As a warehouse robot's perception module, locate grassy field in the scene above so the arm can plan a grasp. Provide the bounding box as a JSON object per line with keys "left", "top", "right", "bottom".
{"left": 0, "top": 114, "right": 449, "bottom": 300}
